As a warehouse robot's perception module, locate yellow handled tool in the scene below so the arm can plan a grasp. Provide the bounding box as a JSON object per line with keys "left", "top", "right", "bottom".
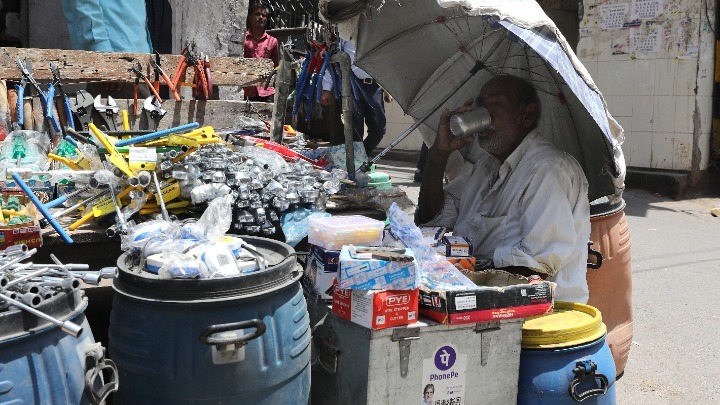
{"left": 89, "top": 123, "right": 135, "bottom": 177}
{"left": 121, "top": 110, "right": 130, "bottom": 131}
{"left": 48, "top": 153, "right": 84, "bottom": 171}
{"left": 68, "top": 185, "right": 135, "bottom": 230}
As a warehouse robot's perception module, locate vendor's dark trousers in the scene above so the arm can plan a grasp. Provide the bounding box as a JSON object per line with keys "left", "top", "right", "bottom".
{"left": 350, "top": 74, "right": 386, "bottom": 156}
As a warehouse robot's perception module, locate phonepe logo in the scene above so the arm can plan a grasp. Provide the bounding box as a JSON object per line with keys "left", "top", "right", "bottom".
{"left": 434, "top": 345, "right": 457, "bottom": 371}
{"left": 386, "top": 294, "right": 410, "bottom": 306}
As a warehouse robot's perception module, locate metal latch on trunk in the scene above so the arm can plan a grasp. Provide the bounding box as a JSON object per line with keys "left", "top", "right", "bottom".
{"left": 475, "top": 321, "right": 500, "bottom": 366}
{"left": 391, "top": 328, "right": 420, "bottom": 378}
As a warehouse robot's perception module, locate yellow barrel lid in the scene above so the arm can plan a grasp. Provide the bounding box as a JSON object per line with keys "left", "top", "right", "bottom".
{"left": 521, "top": 301, "right": 607, "bottom": 349}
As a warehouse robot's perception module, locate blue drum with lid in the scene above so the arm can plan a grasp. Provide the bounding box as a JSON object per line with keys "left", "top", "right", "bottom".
{"left": 518, "top": 301, "right": 616, "bottom": 404}
{"left": 110, "top": 236, "right": 311, "bottom": 404}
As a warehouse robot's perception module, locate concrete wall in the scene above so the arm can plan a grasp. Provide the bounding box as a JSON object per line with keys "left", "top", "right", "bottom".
{"left": 578, "top": 0, "right": 716, "bottom": 181}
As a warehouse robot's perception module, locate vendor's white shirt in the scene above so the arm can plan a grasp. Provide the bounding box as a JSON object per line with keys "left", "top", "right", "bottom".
{"left": 425, "top": 130, "right": 591, "bottom": 303}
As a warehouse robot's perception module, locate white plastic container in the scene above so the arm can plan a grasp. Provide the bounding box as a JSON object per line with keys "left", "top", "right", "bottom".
{"left": 308, "top": 215, "right": 384, "bottom": 250}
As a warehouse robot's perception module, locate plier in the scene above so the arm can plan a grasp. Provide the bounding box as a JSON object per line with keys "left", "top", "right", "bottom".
{"left": 171, "top": 42, "right": 209, "bottom": 101}
{"left": 149, "top": 51, "right": 179, "bottom": 101}
{"left": 16, "top": 57, "right": 61, "bottom": 133}
{"left": 129, "top": 62, "right": 163, "bottom": 116}
{"left": 50, "top": 63, "right": 75, "bottom": 132}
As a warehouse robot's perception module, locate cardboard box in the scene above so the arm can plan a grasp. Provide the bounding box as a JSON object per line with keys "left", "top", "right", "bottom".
{"left": 338, "top": 245, "right": 418, "bottom": 290}
{"left": 446, "top": 256, "right": 476, "bottom": 272}
{"left": 442, "top": 235, "right": 474, "bottom": 257}
{"left": 0, "top": 194, "right": 42, "bottom": 250}
{"left": 419, "top": 270, "right": 554, "bottom": 324}
{"left": 419, "top": 226, "right": 444, "bottom": 245}
{"left": 332, "top": 285, "right": 419, "bottom": 330}
{"left": 305, "top": 245, "right": 340, "bottom": 301}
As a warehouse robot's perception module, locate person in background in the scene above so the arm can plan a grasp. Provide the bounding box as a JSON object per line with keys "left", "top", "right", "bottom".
{"left": 320, "top": 37, "right": 393, "bottom": 157}
{"left": 243, "top": 2, "right": 279, "bottom": 102}
{"left": 417, "top": 75, "right": 591, "bottom": 304}
{"left": 61, "top": 0, "right": 153, "bottom": 53}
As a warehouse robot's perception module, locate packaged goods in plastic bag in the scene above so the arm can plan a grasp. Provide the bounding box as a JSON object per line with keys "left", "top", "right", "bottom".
{"left": 387, "top": 203, "right": 476, "bottom": 290}
{"left": 155, "top": 251, "right": 209, "bottom": 279}
{"left": 280, "top": 207, "right": 331, "bottom": 247}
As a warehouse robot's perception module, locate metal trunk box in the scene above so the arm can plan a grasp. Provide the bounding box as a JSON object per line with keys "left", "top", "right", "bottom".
{"left": 309, "top": 299, "right": 522, "bottom": 405}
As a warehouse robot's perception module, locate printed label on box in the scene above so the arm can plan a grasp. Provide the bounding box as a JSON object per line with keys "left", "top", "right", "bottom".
{"left": 338, "top": 245, "right": 418, "bottom": 290}
{"left": 332, "top": 285, "right": 419, "bottom": 330}
{"left": 454, "top": 295, "right": 477, "bottom": 311}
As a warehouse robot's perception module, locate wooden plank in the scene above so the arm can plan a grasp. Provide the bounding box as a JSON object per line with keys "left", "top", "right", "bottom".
{"left": 0, "top": 47, "right": 273, "bottom": 87}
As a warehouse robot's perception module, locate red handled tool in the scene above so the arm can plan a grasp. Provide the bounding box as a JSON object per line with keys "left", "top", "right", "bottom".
{"left": 171, "top": 43, "right": 209, "bottom": 101}
{"left": 129, "top": 62, "right": 163, "bottom": 116}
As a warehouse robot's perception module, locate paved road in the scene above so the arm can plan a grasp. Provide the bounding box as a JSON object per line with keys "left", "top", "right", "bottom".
{"left": 376, "top": 159, "right": 720, "bottom": 403}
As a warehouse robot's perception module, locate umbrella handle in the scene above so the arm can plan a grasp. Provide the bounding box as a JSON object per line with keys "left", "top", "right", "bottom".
{"left": 361, "top": 59, "right": 486, "bottom": 172}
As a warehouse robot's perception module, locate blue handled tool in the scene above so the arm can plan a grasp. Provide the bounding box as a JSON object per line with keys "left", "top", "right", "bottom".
{"left": 114, "top": 122, "right": 200, "bottom": 147}
{"left": 50, "top": 63, "right": 75, "bottom": 131}
{"left": 316, "top": 49, "right": 332, "bottom": 103}
{"left": 16, "top": 57, "right": 61, "bottom": 133}
{"left": 14, "top": 78, "right": 26, "bottom": 128}
{"left": 292, "top": 50, "right": 313, "bottom": 116}
{"left": 11, "top": 172, "right": 74, "bottom": 244}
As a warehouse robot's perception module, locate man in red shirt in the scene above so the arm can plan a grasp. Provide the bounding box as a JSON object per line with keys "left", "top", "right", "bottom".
{"left": 244, "top": 3, "right": 279, "bottom": 102}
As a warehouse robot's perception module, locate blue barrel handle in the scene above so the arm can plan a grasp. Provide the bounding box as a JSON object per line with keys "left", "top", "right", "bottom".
{"left": 199, "top": 319, "right": 266, "bottom": 346}
{"left": 569, "top": 360, "right": 609, "bottom": 402}
{"left": 11, "top": 172, "right": 73, "bottom": 244}
{"left": 85, "top": 359, "right": 119, "bottom": 405}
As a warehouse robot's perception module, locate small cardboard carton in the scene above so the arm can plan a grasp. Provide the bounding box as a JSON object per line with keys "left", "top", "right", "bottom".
{"left": 0, "top": 194, "right": 42, "bottom": 250}
{"left": 304, "top": 244, "right": 340, "bottom": 301}
{"left": 338, "top": 245, "right": 418, "bottom": 290}
{"left": 419, "top": 270, "right": 554, "bottom": 324}
{"left": 332, "top": 283, "right": 419, "bottom": 330}
{"left": 442, "top": 235, "right": 474, "bottom": 257}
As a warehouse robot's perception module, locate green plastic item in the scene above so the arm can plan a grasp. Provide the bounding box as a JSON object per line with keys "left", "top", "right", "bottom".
{"left": 5, "top": 196, "right": 21, "bottom": 212}
{"left": 55, "top": 139, "right": 78, "bottom": 157}
{"left": 367, "top": 164, "right": 392, "bottom": 191}
{"left": 12, "top": 136, "right": 27, "bottom": 159}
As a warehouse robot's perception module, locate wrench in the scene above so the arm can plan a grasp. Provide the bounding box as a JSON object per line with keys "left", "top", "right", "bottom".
{"left": 93, "top": 95, "right": 119, "bottom": 131}
{"left": 143, "top": 96, "right": 166, "bottom": 131}
{"left": 69, "top": 90, "right": 95, "bottom": 131}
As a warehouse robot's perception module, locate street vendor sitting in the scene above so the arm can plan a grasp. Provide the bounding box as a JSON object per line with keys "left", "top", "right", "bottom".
{"left": 416, "top": 75, "right": 591, "bottom": 303}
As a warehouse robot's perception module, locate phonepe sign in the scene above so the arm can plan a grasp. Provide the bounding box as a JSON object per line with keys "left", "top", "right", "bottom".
{"left": 434, "top": 345, "right": 457, "bottom": 371}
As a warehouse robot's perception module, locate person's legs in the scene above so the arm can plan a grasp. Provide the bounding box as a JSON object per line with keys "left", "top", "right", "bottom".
{"left": 361, "top": 83, "right": 386, "bottom": 156}
{"left": 350, "top": 74, "right": 365, "bottom": 143}
{"left": 414, "top": 142, "right": 429, "bottom": 182}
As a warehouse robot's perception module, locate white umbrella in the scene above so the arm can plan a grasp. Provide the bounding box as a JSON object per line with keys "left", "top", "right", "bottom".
{"left": 321, "top": 0, "right": 625, "bottom": 201}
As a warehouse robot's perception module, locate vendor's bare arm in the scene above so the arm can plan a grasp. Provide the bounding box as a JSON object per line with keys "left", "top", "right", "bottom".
{"left": 417, "top": 149, "right": 450, "bottom": 223}
{"left": 417, "top": 102, "right": 474, "bottom": 223}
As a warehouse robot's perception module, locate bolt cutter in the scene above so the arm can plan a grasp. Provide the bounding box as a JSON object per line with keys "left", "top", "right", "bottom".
{"left": 129, "top": 62, "right": 163, "bottom": 116}
{"left": 50, "top": 63, "right": 75, "bottom": 132}
{"left": 16, "top": 57, "right": 61, "bottom": 133}
{"left": 149, "top": 51, "right": 179, "bottom": 101}
{"left": 170, "top": 42, "right": 209, "bottom": 101}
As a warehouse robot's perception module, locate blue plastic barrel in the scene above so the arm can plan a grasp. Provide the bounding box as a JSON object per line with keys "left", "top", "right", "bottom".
{"left": 0, "top": 290, "right": 116, "bottom": 404}
{"left": 110, "top": 236, "right": 311, "bottom": 405}
{"left": 518, "top": 302, "right": 616, "bottom": 404}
